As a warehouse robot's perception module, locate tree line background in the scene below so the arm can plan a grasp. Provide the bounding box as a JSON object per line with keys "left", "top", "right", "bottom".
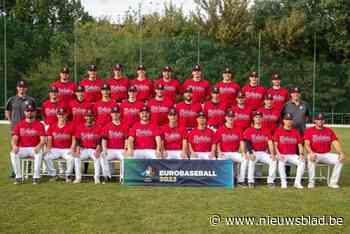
{"left": 0, "top": 0, "right": 349, "bottom": 113}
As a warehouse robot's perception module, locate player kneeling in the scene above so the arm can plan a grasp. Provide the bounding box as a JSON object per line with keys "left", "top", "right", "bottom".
{"left": 274, "top": 113, "right": 305, "bottom": 189}
{"left": 160, "top": 108, "right": 188, "bottom": 159}
{"left": 73, "top": 109, "right": 102, "bottom": 184}
{"left": 215, "top": 110, "right": 248, "bottom": 187}
{"left": 305, "top": 113, "right": 346, "bottom": 189}
{"left": 11, "top": 104, "right": 45, "bottom": 184}
{"left": 128, "top": 106, "right": 162, "bottom": 159}
{"left": 101, "top": 106, "right": 128, "bottom": 183}
{"left": 187, "top": 112, "right": 215, "bottom": 160}
{"left": 44, "top": 108, "right": 75, "bottom": 182}
{"left": 244, "top": 111, "right": 276, "bottom": 188}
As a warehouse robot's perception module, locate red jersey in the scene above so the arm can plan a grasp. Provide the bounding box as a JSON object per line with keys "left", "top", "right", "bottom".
{"left": 241, "top": 85, "right": 266, "bottom": 110}
{"left": 101, "top": 122, "right": 128, "bottom": 149}
{"left": 257, "top": 106, "right": 281, "bottom": 133}
{"left": 120, "top": 100, "right": 144, "bottom": 127}
{"left": 154, "top": 78, "right": 181, "bottom": 104}
{"left": 304, "top": 127, "right": 337, "bottom": 153}
{"left": 187, "top": 128, "right": 215, "bottom": 152}
{"left": 107, "top": 77, "right": 129, "bottom": 102}
{"left": 232, "top": 105, "right": 253, "bottom": 131}
{"left": 214, "top": 126, "right": 242, "bottom": 152}
{"left": 79, "top": 78, "right": 104, "bottom": 103}
{"left": 75, "top": 123, "right": 101, "bottom": 149}
{"left": 12, "top": 119, "right": 45, "bottom": 147}
{"left": 215, "top": 81, "right": 240, "bottom": 106}
{"left": 243, "top": 127, "right": 272, "bottom": 151}
{"left": 51, "top": 81, "right": 77, "bottom": 103}
{"left": 175, "top": 101, "right": 203, "bottom": 129}
{"left": 41, "top": 100, "right": 67, "bottom": 126}
{"left": 160, "top": 124, "right": 187, "bottom": 150}
{"left": 203, "top": 101, "right": 227, "bottom": 128}
{"left": 182, "top": 79, "right": 211, "bottom": 104}
{"left": 94, "top": 99, "right": 117, "bottom": 127}
{"left": 266, "top": 87, "right": 289, "bottom": 111}
{"left": 274, "top": 127, "right": 302, "bottom": 154}
{"left": 130, "top": 79, "right": 154, "bottom": 102}
{"left": 47, "top": 122, "right": 75, "bottom": 149}
{"left": 148, "top": 98, "right": 173, "bottom": 126}
{"left": 129, "top": 122, "right": 160, "bottom": 149}
{"left": 68, "top": 99, "right": 93, "bottom": 126}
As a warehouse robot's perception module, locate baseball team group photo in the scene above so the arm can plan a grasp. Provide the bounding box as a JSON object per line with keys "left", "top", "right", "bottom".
{"left": 1, "top": 0, "right": 349, "bottom": 233}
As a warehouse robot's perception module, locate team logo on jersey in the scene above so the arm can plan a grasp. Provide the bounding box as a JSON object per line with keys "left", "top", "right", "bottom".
{"left": 245, "top": 92, "right": 263, "bottom": 99}
{"left": 219, "top": 87, "right": 237, "bottom": 94}
{"left": 279, "top": 136, "right": 297, "bottom": 144}
{"left": 58, "top": 87, "right": 74, "bottom": 95}
{"left": 164, "top": 132, "right": 181, "bottom": 141}
{"left": 164, "top": 85, "right": 176, "bottom": 91}
{"left": 73, "top": 107, "right": 87, "bottom": 115}
{"left": 136, "top": 129, "right": 153, "bottom": 137}
{"left": 52, "top": 132, "right": 71, "bottom": 141}
{"left": 97, "top": 106, "right": 112, "bottom": 114}
{"left": 134, "top": 84, "right": 149, "bottom": 91}
{"left": 179, "top": 109, "right": 196, "bottom": 117}
{"left": 251, "top": 134, "right": 267, "bottom": 143}
{"left": 208, "top": 109, "right": 225, "bottom": 117}
{"left": 312, "top": 135, "right": 331, "bottom": 143}
{"left": 193, "top": 135, "right": 212, "bottom": 144}
{"left": 263, "top": 114, "right": 278, "bottom": 121}
{"left": 20, "top": 128, "right": 39, "bottom": 137}
{"left": 85, "top": 85, "right": 100, "bottom": 92}
{"left": 81, "top": 132, "right": 98, "bottom": 140}
{"left": 221, "top": 133, "right": 240, "bottom": 142}
{"left": 150, "top": 105, "right": 169, "bottom": 113}
{"left": 235, "top": 113, "right": 250, "bottom": 120}
{"left": 187, "top": 85, "right": 204, "bottom": 92}
{"left": 273, "top": 95, "right": 285, "bottom": 101}
{"left": 108, "top": 130, "right": 124, "bottom": 139}
{"left": 124, "top": 108, "right": 139, "bottom": 114}
{"left": 45, "top": 108, "right": 58, "bottom": 116}
{"left": 111, "top": 86, "right": 127, "bottom": 92}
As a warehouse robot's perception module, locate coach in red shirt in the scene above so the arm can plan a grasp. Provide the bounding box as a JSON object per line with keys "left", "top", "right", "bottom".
{"left": 203, "top": 87, "right": 228, "bottom": 131}
{"left": 241, "top": 71, "right": 266, "bottom": 111}
{"left": 215, "top": 110, "right": 248, "bottom": 186}
{"left": 187, "top": 111, "right": 215, "bottom": 160}
{"left": 101, "top": 106, "right": 128, "bottom": 181}
{"left": 154, "top": 66, "right": 181, "bottom": 105}
{"left": 182, "top": 64, "right": 211, "bottom": 104}
{"left": 216, "top": 68, "right": 240, "bottom": 106}
{"left": 274, "top": 113, "right": 305, "bottom": 189}
{"left": 232, "top": 91, "right": 253, "bottom": 131}
{"left": 107, "top": 64, "right": 129, "bottom": 102}
{"left": 244, "top": 111, "right": 276, "bottom": 188}
{"left": 257, "top": 94, "right": 281, "bottom": 133}
{"left": 51, "top": 67, "right": 77, "bottom": 103}
{"left": 79, "top": 64, "right": 104, "bottom": 103}
{"left": 130, "top": 65, "right": 154, "bottom": 103}
{"left": 160, "top": 108, "right": 188, "bottom": 159}
{"left": 128, "top": 106, "right": 162, "bottom": 159}
{"left": 11, "top": 104, "right": 45, "bottom": 184}
{"left": 44, "top": 108, "right": 75, "bottom": 182}
{"left": 148, "top": 84, "right": 173, "bottom": 126}
{"left": 74, "top": 109, "right": 102, "bottom": 184}
{"left": 94, "top": 83, "right": 117, "bottom": 127}
{"left": 266, "top": 73, "right": 289, "bottom": 111}
{"left": 120, "top": 86, "right": 144, "bottom": 127}
{"left": 304, "top": 113, "right": 345, "bottom": 189}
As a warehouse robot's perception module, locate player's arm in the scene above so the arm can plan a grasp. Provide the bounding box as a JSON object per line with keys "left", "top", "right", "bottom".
{"left": 155, "top": 136, "right": 162, "bottom": 159}
{"left": 75, "top": 138, "right": 81, "bottom": 157}
{"left": 304, "top": 140, "right": 316, "bottom": 161}
{"left": 5, "top": 98, "right": 12, "bottom": 121}
{"left": 45, "top": 136, "right": 52, "bottom": 154}
{"left": 239, "top": 140, "right": 248, "bottom": 160}
{"left": 188, "top": 143, "right": 197, "bottom": 159}
{"left": 101, "top": 138, "right": 108, "bottom": 153}
{"left": 332, "top": 140, "right": 345, "bottom": 161}
{"left": 274, "top": 141, "right": 281, "bottom": 159}
{"left": 210, "top": 144, "right": 216, "bottom": 160}
{"left": 216, "top": 143, "right": 222, "bottom": 159}
{"left": 70, "top": 136, "right": 76, "bottom": 154}
{"left": 127, "top": 136, "right": 134, "bottom": 157}
{"left": 181, "top": 139, "right": 188, "bottom": 159}
{"left": 243, "top": 139, "right": 255, "bottom": 160}
{"left": 11, "top": 135, "right": 19, "bottom": 153}
{"left": 95, "top": 138, "right": 102, "bottom": 157}
{"left": 297, "top": 143, "right": 304, "bottom": 160}
{"left": 34, "top": 136, "right": 46, "bottom": 154}
{"left": 268, "top": 140, "right": 276, "bottom": 160}
{"left": 5, "top": 111, "right": 11, "bottom": 121}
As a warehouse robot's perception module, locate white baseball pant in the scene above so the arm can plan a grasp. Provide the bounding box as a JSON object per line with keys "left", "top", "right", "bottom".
{"left": 278, "top": 154, "right": 305, "bottom": 186}
{"left": 101, "top": 149, "right": 124, "bottom": 178}
{"left": 248, "top": 151, "right": 277, "bottom": 184}
{"left": 10, "top": 147, "right": 43, "bottom": 179}
{"left": 221, "top": 152, "right": 247, "bottom": 183}
{"left": 133, "top": 149, "right": 157, "bottom": 159}
{"left": 308, "top": 153, "right": 342, "bottom": 185}
{"left": 191, "top": 152, "right": 211, "bottom": 160}
{"left": 44, "top": 148, "right": 74, "bottom": 177}
{"left": 165, "top": 150, "right": 183, "bottom": 159}
{"left": 74, "top": 148, "right": 101, "bottom": 181}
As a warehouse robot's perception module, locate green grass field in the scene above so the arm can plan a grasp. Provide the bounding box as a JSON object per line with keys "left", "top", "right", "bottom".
{"left": 0, "top": 125, "right": 349, "bottom": 233}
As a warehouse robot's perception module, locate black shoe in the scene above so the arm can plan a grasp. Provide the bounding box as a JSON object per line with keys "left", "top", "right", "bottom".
{"left": 237, "top": 182, "right": 248, "bottom": 188}
{"left": 13, "top": 178, "right": 22, "bottom": 185}
{"left": 49, "top": 176, "right": 58, "bottom": 182}
{"left": 267, "top": 183, "right": 275, "bottom": 189}
{"left": 32, "top": 178, "right": 40, "bottom": 185}
{"left": 9, "top": 172, "right": 15, "bottom": 179}
{"left": 248, "top": 183, "right": 255, "bottom": 188}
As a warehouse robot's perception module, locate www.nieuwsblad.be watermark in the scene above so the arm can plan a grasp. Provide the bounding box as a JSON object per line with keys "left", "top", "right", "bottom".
{"left": 209, "top": 214, "right": 344, "bottom": 226}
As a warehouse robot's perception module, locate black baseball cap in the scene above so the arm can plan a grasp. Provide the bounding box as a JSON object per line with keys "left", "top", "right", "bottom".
{"left": 253, "top": 111, "right": 263, "bottom": 117}
{"left": 163, "top": 66, "right": 173, "bottom": 72}
{"left": 192, "top": 64, "right": 201, "bottom": 71}
{"left": 156, "top": 84, "right": 165, "bottom": 90}
{"left": 249, "top": 71, "right": 258, "bottom": 77}
{"left": 226, "top": 110, "right": 235, "bottom": 117}
{"left": 49, "top": 86, "right": 59, "bottom": 93}
{"left": 88, "top": 64, "right": 97, "bottom": 71}
{"left": 168, "top": 107, "right": 177, "bottom": 116}
{"left": 25, "top": 104, "right": 35, "bottom": 112}
{"left": 16, "top": 80, "right": 27, "bottom": 87}
{"left": 75, "top": 85, "right": 85, "bottom": 92}
{"left": 237, "top": 91, "right": 245, "bottom": 98}
{"left": 184, "top": 87, "right": 192, "bottom": 93}
{"left": 197, "top": 111, "right": 206, "bottom": 118}
{"left": 140, "top": 106, "right": 150, "bottom": 112}
{"left": 272, "top": 73, "right": 280, "bottom": 80}
{"left": 128, "top": 86, "right": 137, "bottom": 92}
{"left": 113, "top": 64, "right": 123, "bottom": 71}
{"left": 85, "top": 109, "right": 95, "bottom": 117}
{"left": 101, "top": 83, "right": 110, "bottom": 91}
{"left": 283, "top": 113, "right": 293, "bottom": 120}
{"left": 111, "top": 106, "right": 120, "bottom": 113}
{"left": 212, "top": 87, "right": 220, "bottom": 94}
{"left": 223, "top": 68, "right": 231, "bottom": 74}
{"left": 290, "top": 87, "right": 301, "bottom": 93}
{"left": 137, "top": 64, "right": 146, "bottom": 71}
{"left": 57, "top": 108, "right": 67, "bottom": 115}
{"left": 60, "top": 67, "right": 70, "bottom": 73}
{"left": 264, "top": 93, "right": 273, "bottom": 100}
{"left": 314, "top": 113, "right": 325, "bottom": 121}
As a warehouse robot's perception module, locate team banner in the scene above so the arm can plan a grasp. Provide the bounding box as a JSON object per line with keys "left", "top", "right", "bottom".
{"left": 123, "top": 159, "right": 234, "bottom": 188}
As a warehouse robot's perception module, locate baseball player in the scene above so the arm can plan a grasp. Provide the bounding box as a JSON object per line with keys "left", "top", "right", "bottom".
{"left": 73, "top": 109, "right": 102, "bottom": 184}
{"left": 232, "top": 91, "right": 253, "bottom": 131}
{"left": 130, "top": 65, "right": 154, "bottom": 103}
{"left": 182, "top": 64, "right": 211, "bottom": 104}
{"left": 68, "top": 85, "right": 94, "bottom": 127}
{"left": 257, "top": 94, "right": 281, "bottom": 133}
{"left": 304, "top": 113, "right": 345, "bottom": 189}
{"left": 94, "top": 83, "right": 117, "bottom": 127}
{"left": 203, "top": 87, "right": 228, "bottom": 131}
{"left": 44, "top": 108, "right": 75, "bottom": 182}
{"left": 127, "top": 106, "right": 162, "bottom": 159}
{"left": 41, "top": 86, "right": 67, "bottom": 128}
{"left": 107, "top": 64, "right": 129, "bottom": 103}
{"left": 101, "top": 106, "right": 128, "bottom": 182}
{"left": 50, "top": 67, "right": 77, "bottom": 103}
{"left": 160, "top": 108, "right": 188, "bottom": 159}
{"left": 120, "top": 86, "right": 144, "bottom": 127}
{"left": 274, "top": 113, "right": 305, "bottom": 189}
{"left": 241, "top": 71, "right": 266, "bottom": 111}
{"left": 154, "top": 66, "right": 181, "bottom": 105}
{"left": 266, "top": 73, "right": 289, "bottom": 111}
{"left": 79, "top": 64, "right": 104, "bottom": 103}
{"left": 175, "top": 87, "right": 203, "bottom": 131}
{"left": 215, "top": 110, "right": 248, "bottom": 186}
{"left": 148, "top": 84, "right": 173, "bottom": 126}
{"left": 10, "top": 104, "right": 45, "bottom": 184}
{"left": 187, "top": 111, "right": 216, "bottom": 160}
{"left": 243, "top": 111, "right": 276, "bottom": 188}
{"left": 215, "top": 68, "right": 240, "bottom": 106}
